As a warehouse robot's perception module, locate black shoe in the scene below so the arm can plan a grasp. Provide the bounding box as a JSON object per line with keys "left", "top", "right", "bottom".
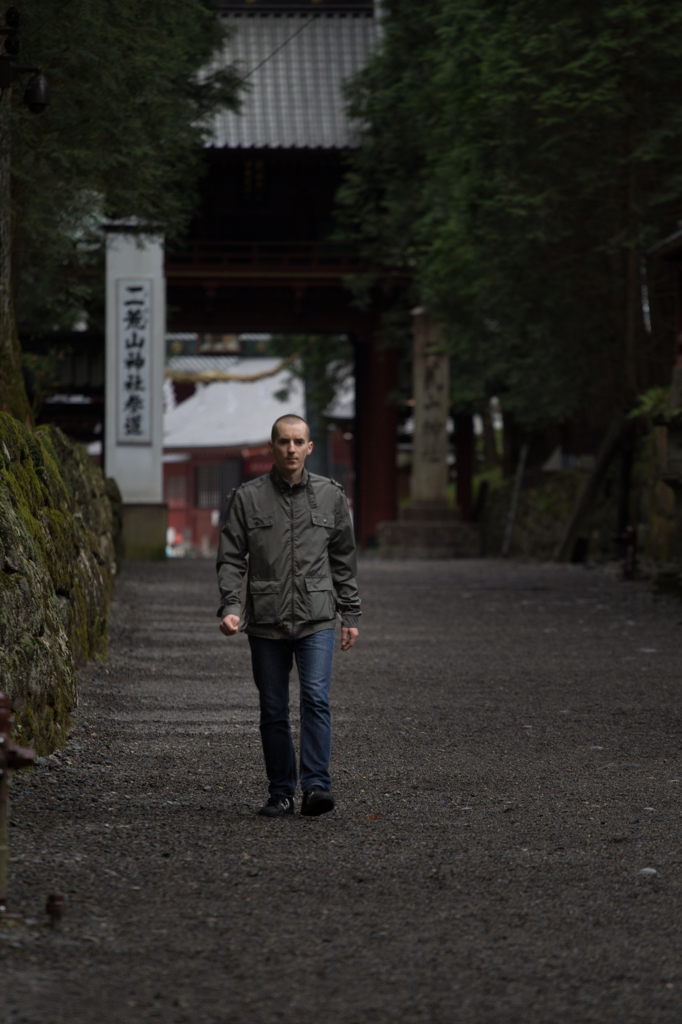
{"left": 301, "top": 788, "right": 335, "bottom": 817}
{"left": 258, "top": 794, "right": 295, "bottom": 818}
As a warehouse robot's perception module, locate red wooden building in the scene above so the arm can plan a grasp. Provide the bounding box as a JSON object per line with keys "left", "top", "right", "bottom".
{"left": 162, "top": 354, "right": 354, "bottom": 553}
{"left": 164, "top": 443, "right": 274, "bottom": 555}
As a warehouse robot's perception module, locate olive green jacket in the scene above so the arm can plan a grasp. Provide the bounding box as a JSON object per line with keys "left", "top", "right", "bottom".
{"left": 216, "top": 467, "right": 361, "bottom": 639}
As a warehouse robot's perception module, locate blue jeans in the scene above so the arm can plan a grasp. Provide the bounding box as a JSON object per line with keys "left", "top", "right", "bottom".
{"left": 248, "top": 629, "right": 335, "bottom": 797}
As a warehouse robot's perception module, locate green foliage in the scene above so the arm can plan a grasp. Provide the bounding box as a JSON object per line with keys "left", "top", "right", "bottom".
{"left": 20, "top": 345, "right": 67, "bottom": 417}
{"left": 628, "top": 386, "right": 670, "bottom": 420}
{"left": 338, "top": 0, "right": 682, "bottom": 427}
{"left": 11, "top": 0, "right": 242, "bottom": 336}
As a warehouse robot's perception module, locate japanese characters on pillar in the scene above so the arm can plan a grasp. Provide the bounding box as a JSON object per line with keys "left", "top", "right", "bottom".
{"left": 411, "top": 308, "right": 450, "bottom": 505}
{"left": 117, "top": 279, "right": 152, "bottom": 445}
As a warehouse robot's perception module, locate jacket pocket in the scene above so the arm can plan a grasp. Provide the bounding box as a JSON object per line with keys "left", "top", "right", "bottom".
{"left": 305, "top": 575, "right": 335, "bottom": 622}
{"left": 249, "top": 578, "right": 281, "bottom": 625}
{"left": 247, "top": 512, "right": 274, "bottom": 530}
{"left": 311, "top": 511, "right": 335, "bottom": 529}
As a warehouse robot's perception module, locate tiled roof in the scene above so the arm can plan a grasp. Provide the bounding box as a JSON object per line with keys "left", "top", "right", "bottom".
{"left": 209, "top": 12, "right": 377, "bottom": 149}
{"left": 163, "top": 358, "right": 305, "bottom": 448}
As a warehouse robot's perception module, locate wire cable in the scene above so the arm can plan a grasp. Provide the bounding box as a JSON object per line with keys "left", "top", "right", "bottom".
{"left": 238, "top": 14, "right": 316, "bottom": 83}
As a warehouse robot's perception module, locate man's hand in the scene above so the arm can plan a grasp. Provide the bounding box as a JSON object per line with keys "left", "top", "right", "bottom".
{"left": 341, "top": 627, "right": 358, "bottom": 652}
{"left": 220, "top": 613, "right": 240, "bottom": 637}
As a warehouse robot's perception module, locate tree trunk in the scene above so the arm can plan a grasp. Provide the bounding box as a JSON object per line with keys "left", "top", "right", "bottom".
{"left": 624, "top": 94, "right": 639, "bottom": 401}
{"left": 482, "top": 405, "right": 499, "bottom": 469}
{"left": 625, "top": 240, "right": 638, "bottom": 399}
{"left": 502, "top": 408, "right": 523, "bottom": 479}
{"left": 454, "top": 412, "right": 474, "bottom": 521}
{"left": 0, "top": 90, "right": 31, "bottom": 424}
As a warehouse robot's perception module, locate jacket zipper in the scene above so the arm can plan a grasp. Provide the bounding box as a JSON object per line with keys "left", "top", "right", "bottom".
{"left": 290, "top": 488, "right": 295, "bottom": 632}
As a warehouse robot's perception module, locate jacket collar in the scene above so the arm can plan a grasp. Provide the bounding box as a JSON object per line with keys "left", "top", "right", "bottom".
{"left": 270, "top": 465, "right": 309, "bottom": 492}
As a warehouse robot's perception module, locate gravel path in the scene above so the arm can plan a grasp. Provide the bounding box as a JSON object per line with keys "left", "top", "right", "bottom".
{"left": 2, "top": 557, "right": 682, "bottom": 1023}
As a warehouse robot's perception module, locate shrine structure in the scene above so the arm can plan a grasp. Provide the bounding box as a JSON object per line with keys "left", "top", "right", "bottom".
{"left": 165, "top": 0, "right": 398, "bottom": 546}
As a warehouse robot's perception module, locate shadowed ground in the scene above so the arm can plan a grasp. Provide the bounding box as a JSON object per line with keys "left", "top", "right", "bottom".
{"left": 2, "top": 557, "right": 682, "bottom": 1023}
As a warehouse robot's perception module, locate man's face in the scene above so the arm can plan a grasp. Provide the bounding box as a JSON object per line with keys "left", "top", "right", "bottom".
{"left": 270, "top": 421, "right": 313, "bottom": 477}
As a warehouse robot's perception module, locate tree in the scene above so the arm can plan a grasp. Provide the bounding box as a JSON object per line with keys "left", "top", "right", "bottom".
{"left": 0, "top": 0, "right": 242, "bottom": 417}
{"left": 337, "top": 0, "right": 682, "bottom": 433}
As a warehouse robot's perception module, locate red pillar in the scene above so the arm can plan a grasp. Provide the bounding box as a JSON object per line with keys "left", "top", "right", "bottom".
{"left": 355, "top": 335, "right": 397, "bottom": 547}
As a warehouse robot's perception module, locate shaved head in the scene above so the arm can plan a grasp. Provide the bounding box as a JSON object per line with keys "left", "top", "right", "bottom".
{"left": 271, "top": 414, "right": 310, "bottom": 443}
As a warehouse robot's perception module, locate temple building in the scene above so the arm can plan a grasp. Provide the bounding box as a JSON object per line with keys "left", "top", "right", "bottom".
{"left": 165, "top": 0, "right": 398, "bottom": 547}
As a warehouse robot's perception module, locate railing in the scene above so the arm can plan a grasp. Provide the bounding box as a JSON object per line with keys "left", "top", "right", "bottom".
{"left": 165, "top": 241, "right": 364, "bottom": 277}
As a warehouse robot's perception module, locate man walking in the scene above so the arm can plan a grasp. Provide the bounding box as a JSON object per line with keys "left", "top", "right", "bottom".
{"left": 217, "top": 414, "right": 360, "bottom": 818}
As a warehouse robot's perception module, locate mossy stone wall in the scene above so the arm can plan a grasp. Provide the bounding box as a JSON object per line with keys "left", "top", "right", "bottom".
{"left": 0, "top": 413, "right": 117, "bottom": 754}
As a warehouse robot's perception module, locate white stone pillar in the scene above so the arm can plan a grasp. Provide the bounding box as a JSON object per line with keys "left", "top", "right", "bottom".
{"left": 105, "top": 225, "right": 167, "bottom": 558}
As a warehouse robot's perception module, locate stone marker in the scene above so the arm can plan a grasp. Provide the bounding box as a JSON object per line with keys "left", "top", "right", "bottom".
{"left": 377, "top": 309, "right": 480, "bottom": 558}
{"left": 410, "top": 309, "right": 449, "bottom": 505}
{"left": 105, "top": 222, "right": 167, "bottom": 560}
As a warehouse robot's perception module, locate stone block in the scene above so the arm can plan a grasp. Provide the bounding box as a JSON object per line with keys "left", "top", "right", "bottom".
{"left": 122, "top": 504, "right": 167, "bottom": 561}
{"left": 377, "top": 518, "right": 481, "bottom": 559}
{"left": 398, "top": 503, "right": 459, "bottom": 523}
